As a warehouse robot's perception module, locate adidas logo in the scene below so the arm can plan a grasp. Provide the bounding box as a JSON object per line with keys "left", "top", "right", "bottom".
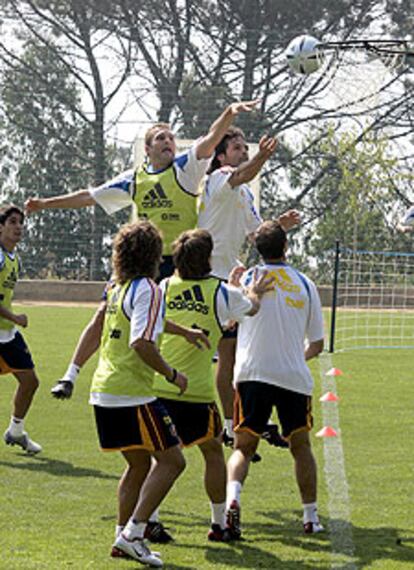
{"left": 142, "top": 183, "right": 173, "bottom": 209}
{"left": 3, "top": 268, "right": 17, "bottom": 290}
{"left": 168, "top": 285, "right": 209, "bottom": 315}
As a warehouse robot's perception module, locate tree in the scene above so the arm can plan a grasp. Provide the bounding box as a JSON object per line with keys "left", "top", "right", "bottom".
{"left": 0, "top": 0, "right": 132, "bottom": 278}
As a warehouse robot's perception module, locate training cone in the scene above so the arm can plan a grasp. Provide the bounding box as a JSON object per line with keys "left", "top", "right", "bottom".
{"left": 316, "top": 426, "right": 338, "bottom": 438}
{"left": 326, "top": 367, "right": 343, "bottom": 377}
{"left": 320, "top": 391, "right": 340, "bottom": 402}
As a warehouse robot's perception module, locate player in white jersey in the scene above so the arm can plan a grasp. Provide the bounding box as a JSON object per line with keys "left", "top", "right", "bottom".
{"left": 25, "top": 101, "right": 260, "bottom": 403}
{"left": 198, "top": 126, "right": 300, "bottom": 445}
{"left": 224, "top": 220, "right": 324, "bottom": 540}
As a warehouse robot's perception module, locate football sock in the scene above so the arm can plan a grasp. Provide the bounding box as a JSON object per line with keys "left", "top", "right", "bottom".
{"left": 211, "top": 502, "right": 226, "bottom": 529}
{"left": 9, "top": 416, "right": 24, "bottom": 437}
{"left": 148, "top": 509, "right": 159, "bottom": 523}
{"left": 62, "top": 363, "right": 80, "bottom": 384}
{"left": 224, "top": 418, "right": 234, "bottom": 437}
{"left": 115, "top": 525, "right": 124, "bottom": 538}
{"left": 303, "top": 502, "right": 319, "bottom": 524}
{"left": 226, "top": 481, "right": 242, "bottom": 509}
{"left": 123, "top": 519, "right": 146, "bottom": 540}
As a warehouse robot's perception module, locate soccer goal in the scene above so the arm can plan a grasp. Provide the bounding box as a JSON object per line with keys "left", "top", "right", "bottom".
{"left": 329, "top": 241, "right": 414, "bottom": 352}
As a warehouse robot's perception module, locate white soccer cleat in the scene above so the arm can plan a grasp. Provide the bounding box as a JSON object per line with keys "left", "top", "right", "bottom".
{"left": 113, "top": 534, "right": 163, "bottom": 567}
{"left": 3, "top": 430, "right": 42, "bottom": 454}
{"left": 304, "top": 521, "right": 325, "bottom": 534}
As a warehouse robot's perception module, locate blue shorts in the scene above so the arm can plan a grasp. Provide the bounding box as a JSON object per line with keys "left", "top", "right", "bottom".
{"left": 0, "top": 331, "right": 34, "bottom": 375}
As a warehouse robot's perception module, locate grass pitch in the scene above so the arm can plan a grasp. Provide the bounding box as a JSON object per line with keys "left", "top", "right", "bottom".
{"left": 0, "top": 305, "right": 413, "bottom": 569}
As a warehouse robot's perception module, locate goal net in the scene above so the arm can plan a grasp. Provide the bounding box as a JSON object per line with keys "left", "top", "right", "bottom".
{"left": 329, "top": 245, "right": 414, "bottom": 352}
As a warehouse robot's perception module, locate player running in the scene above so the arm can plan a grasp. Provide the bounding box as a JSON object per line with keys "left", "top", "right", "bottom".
{"left": 0, "top": 205, "right": 42, "bottom": 454}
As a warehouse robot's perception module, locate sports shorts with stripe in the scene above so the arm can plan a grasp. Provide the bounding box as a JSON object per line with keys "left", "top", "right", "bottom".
{"left": 0, "top": 331, "right": 34, "bottom": 375}
{"left": 234, "top": 381, "right": 313, "bottom": 440}
{"left": 158, "top": 398, "right": 222, "bottom": 447}
{"left": 93, "top": 399, "right": 180, "bottom": 452}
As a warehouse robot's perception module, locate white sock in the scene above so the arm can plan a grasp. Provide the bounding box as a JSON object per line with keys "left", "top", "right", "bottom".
{"left": 115, "top": 525, "right": 124, "bottom": 538}
{"left": 148, "top": 509, "right": 159, "bottom": 523}
{"left": 224, "top": 418, "right": 234, "bottom": 437}
{"left": 210, "top": 502, "right": 226, "bottom": 529}
{"left": 9, "top": 416, "right": 24, "bottom": 437}
{"left": 62, "top": 363, "right": 80, "bottom": 384}
{"left": 123, "top": 519, "right": 146, "bottom": 540}
{"left": 303, "top": 502, "right": 319, "bottom": 524}
{"left": 226, "top": 481, "right": 242, "bottom": 509}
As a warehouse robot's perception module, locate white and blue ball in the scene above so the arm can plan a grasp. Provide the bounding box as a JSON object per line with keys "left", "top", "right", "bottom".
{"left": 285, "top": 35, "right": 323, "bottom": 75}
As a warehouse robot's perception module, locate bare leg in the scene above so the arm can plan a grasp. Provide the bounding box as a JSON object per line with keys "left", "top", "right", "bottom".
{"left": 227, "top": 429, "right": 260, "bottom": 486}
{"left": 133, "top": 445, "right": 185, "bottom": 522}
{"left": 199, "top": 437, "right": 226, "bottom": 503}
{"left": 12, "top": 370, "right": 39, "bottom": 419}
{"left": 216, "top": 337, "right": 236, "bottom": 419}
{"left": 289, "top": 429, "right": 317, "bottom": 504}
{"left": 119, "top": 450, "right": 152, "bottom": 526}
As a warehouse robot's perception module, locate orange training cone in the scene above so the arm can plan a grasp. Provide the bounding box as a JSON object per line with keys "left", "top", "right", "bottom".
{"left": 320, "top": 391, "right": 340, "bottom": 402}
{"left": 316, "top": 426, "right": 338, "bottom": 438}
{"left": 326, "top": 367, "right": 343, "bottom": 377}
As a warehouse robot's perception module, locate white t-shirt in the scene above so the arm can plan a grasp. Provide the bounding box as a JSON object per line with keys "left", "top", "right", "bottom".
{"left": 89, "top": 277, "right": 164, "bottom": 407}
{"left": 234, "top": 263, "right": 324, "bottom": 396}
{"left": 90, "top": 144, "right": 210, "bottom": 215}
{"left": 159, "top": 277, "right": 253, "bottom": 328}
{"left": 197, "top": 167, "right": 262, "bottom": 279}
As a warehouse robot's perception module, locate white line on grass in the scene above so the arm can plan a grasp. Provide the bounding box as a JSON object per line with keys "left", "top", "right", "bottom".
{"left": 319, "top": 352, "right": 356, "bottom": 569}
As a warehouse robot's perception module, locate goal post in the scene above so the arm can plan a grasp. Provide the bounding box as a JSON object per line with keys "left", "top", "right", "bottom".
{"left": 329, "top": 244, "right": 414, "bottom": 352}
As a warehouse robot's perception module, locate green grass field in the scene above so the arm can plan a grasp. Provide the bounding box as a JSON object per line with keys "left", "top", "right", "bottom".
{"left": 0, "top": 305, "right": 413, "bottom": 569}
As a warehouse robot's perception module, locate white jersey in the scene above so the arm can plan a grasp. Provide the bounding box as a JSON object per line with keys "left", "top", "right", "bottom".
{"left": 198, "top": 167, "right": 262, "bottom": 279}
{"left": 90, "top": 144, "right": 210, "bottom": 215}
{"left": 234, "top": 263, "right": 324, "bottom": 396}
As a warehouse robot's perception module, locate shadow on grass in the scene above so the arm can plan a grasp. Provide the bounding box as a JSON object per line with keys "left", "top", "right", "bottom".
{"left": 0, "top": 455, "right": 118, "bottom": 480}
{"left": 259, "top": 509, "right": 414, "bottom": 569}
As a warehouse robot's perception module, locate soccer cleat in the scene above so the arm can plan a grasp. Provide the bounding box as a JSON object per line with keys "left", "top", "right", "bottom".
{"left": 110, "top": 545, "right": 160, "bottom": 559}
{"left": 304, "top": 521, "right": 325, "bottom": 534}
{"left": 144, "top": 521, "right": 173, "bottom": 543}
{"left": 262, "top": 424, "right": 289, "bottom": 448}
{"left": 51, "top": 380, "right": 74, "bottom": 399}
{"left": 113, "top": 534, "right": 163, "bottom": 567}
{"left": 224, "top": 500, "right": 242, "bottom": 541}
{"left": 3, "top": 430, "right": 42, "bottom": 454}
{"left": 207, "top": 524, "right": 226, "bottom": 542}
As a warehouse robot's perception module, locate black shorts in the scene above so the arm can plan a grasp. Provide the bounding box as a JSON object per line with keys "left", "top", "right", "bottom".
{"left": 234, "top": 381, "right": 313, "bottom": 440}
{"left": 94, "top": 399, "right": 180, "bottom": 452}
{"left": 0, "top": 331, "right": 34, "bottom": 375}
{"left": 157, "top": 256, "right": 175, "bottom": 283}
{"left": 158, "top": 398, "right": 222, "bottom": 447}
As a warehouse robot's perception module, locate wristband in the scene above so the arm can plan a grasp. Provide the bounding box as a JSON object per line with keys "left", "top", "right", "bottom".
{"left": 165, "top": 368, "right": 177, "bottom": 384}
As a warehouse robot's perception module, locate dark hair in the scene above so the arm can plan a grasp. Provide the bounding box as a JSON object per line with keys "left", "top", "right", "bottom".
{"left": 254, "top": 220, "right": 287, "bottom": 261}
{"left": 0, "top": 205, "right": 24, "bottom": 225}
{"left": 208, "top": 126, "right": 246, "bottom": 173}
{"left": 112, "top": 221, "right": 162, "bottom": 284}
{"left": 172, "top": 229, "right": 213, "bottom": 279}
{"left": 144, "top": 122, "right": 172, "bottom": 147}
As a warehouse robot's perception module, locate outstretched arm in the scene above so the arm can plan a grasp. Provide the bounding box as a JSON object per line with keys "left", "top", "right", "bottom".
{"left": 195, "top": 99, "right": 260, "bottom": 159}
{"left": 25, "top": 189, "right": 95, "bottom": 215}
{"left": 51, "top": 302, "right": 106, "bottom": 400}
{"left": 227, "top": 135, "right": 277, "bottom": 187}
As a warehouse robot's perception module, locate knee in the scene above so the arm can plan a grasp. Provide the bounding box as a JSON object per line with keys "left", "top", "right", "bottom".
{"left": 26, "top": 373, "right": 39, "bottom": 393}
{"left": 169, "top": 449, "right": 186, "bottom": 476}
{"left": 234, "top": 437, "right": 259, "bottom": 460}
